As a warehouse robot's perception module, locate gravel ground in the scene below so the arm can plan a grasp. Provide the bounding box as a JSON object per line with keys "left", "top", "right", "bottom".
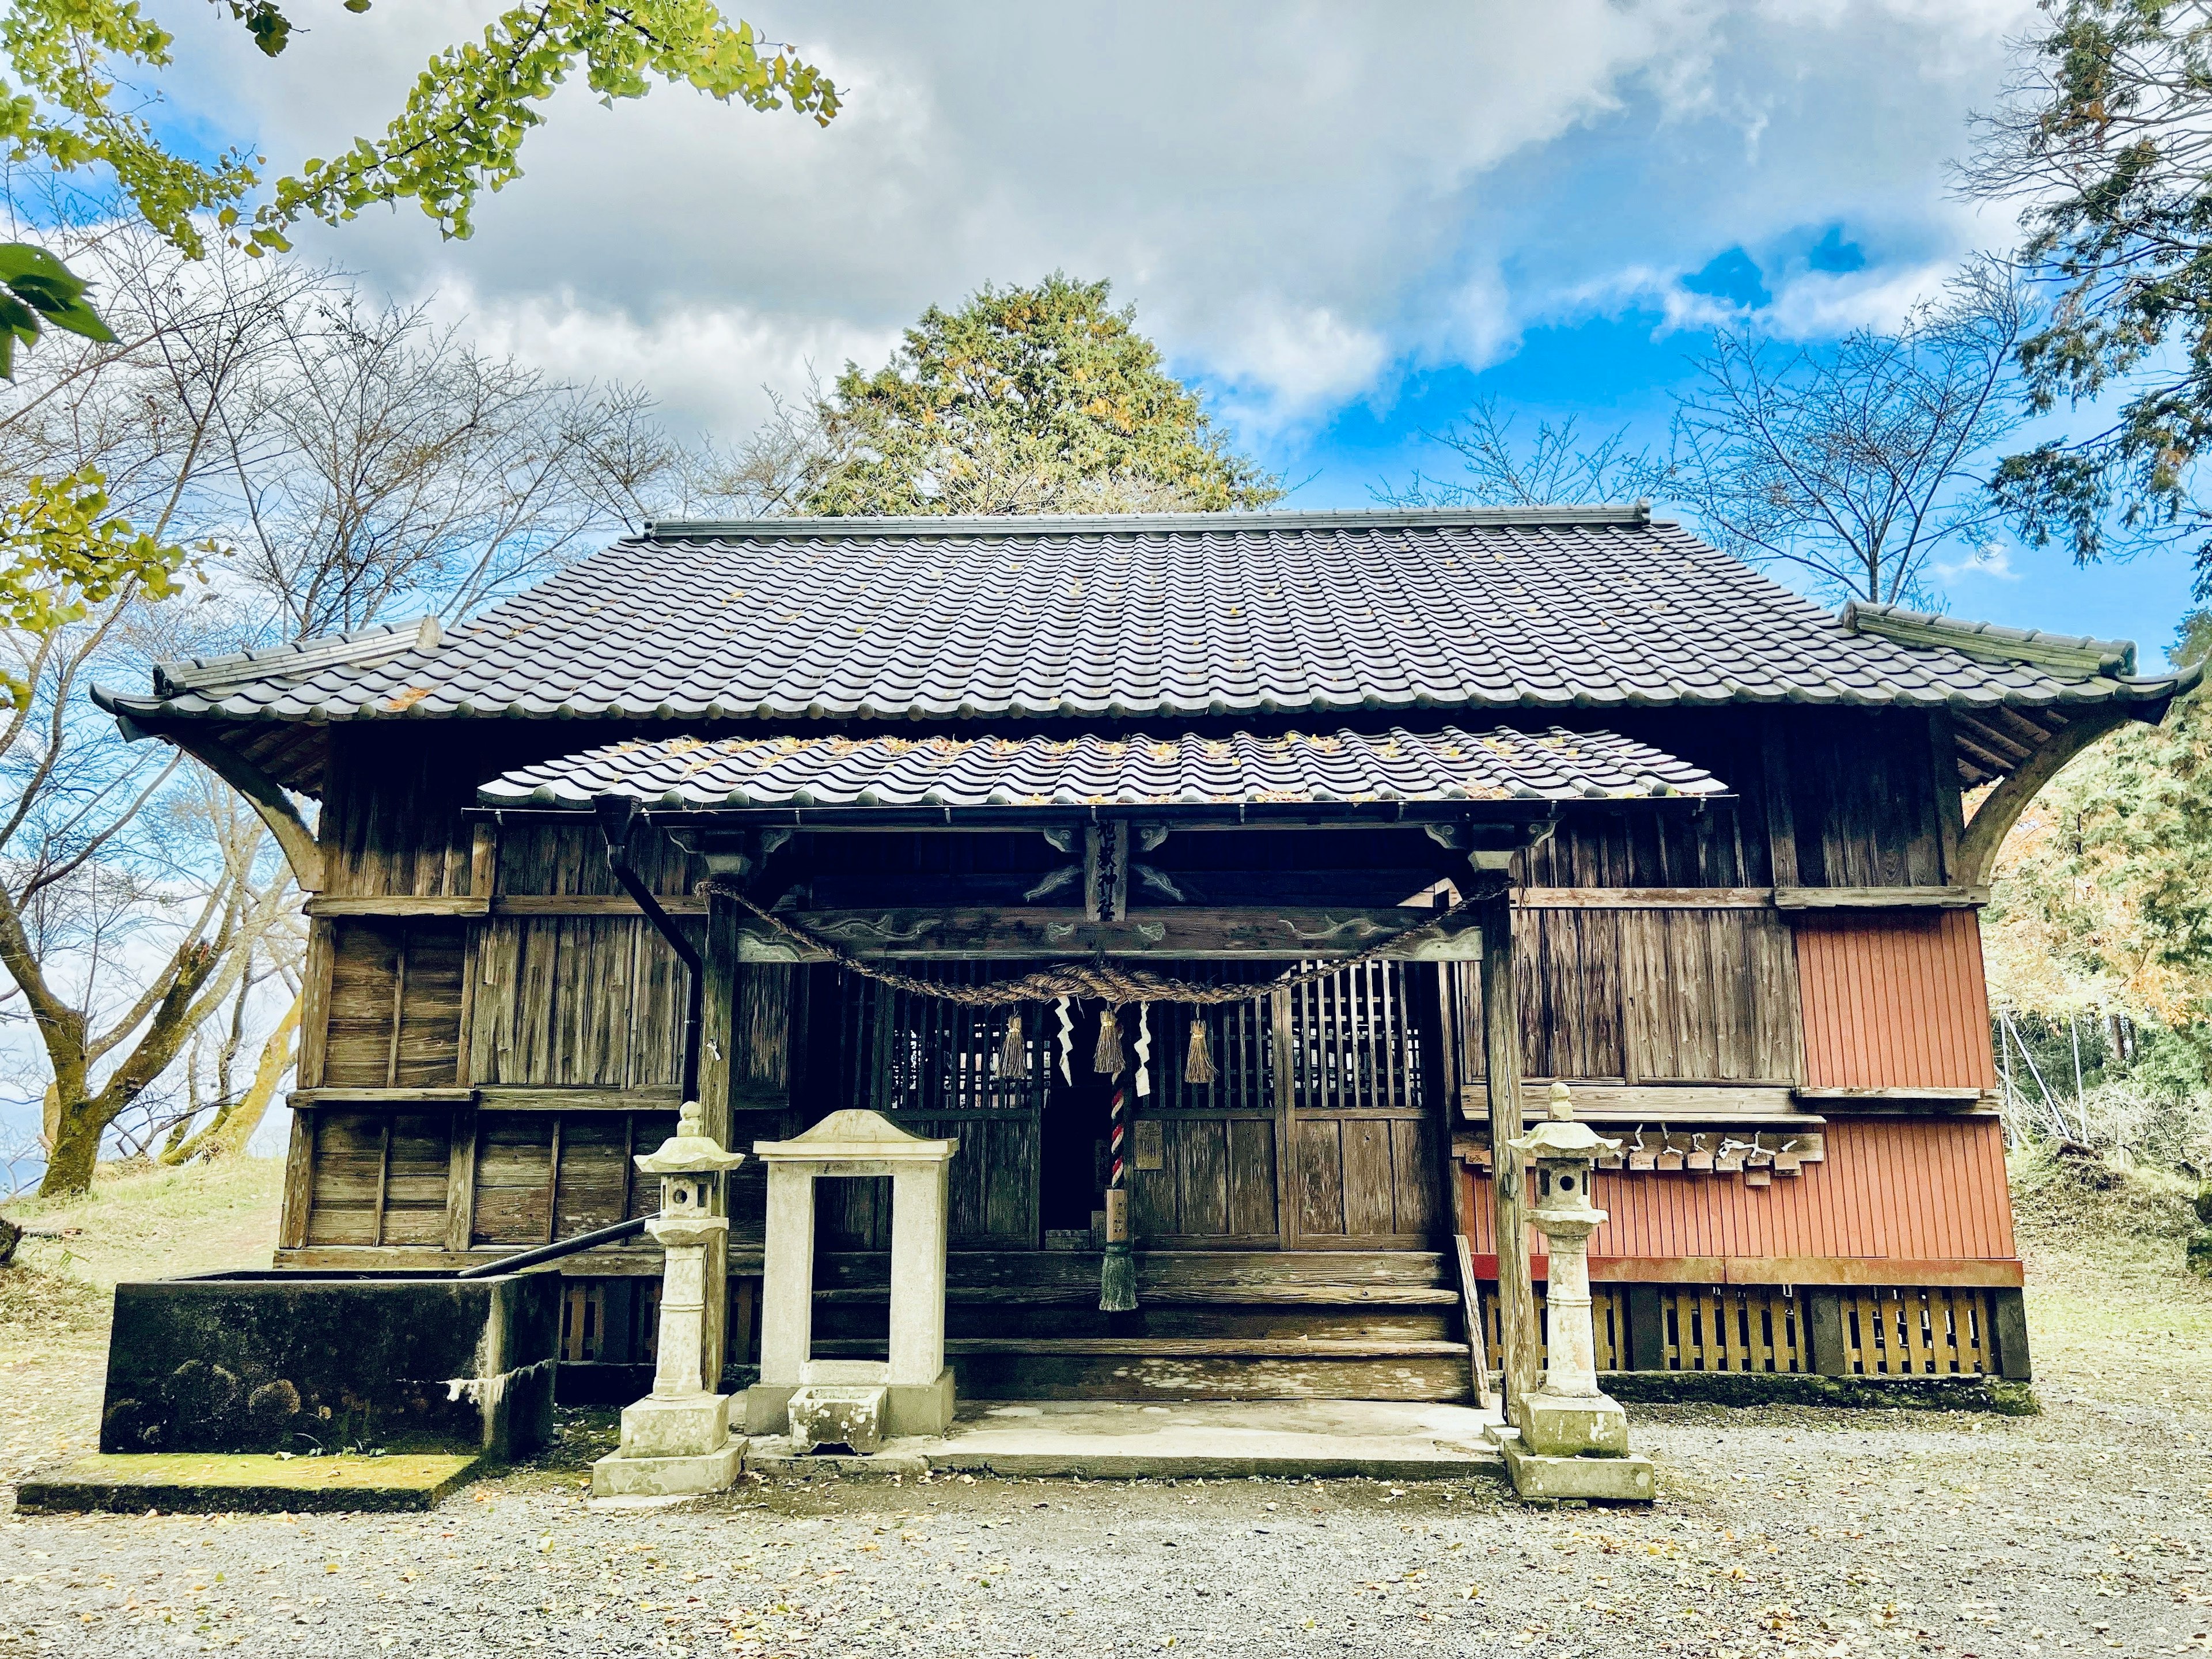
{"left": 3, "top": 1184, "right": 2209, "bottom": 1658}
{"left": 2, "top": 1387, "right": 2208, "bottom": 1658}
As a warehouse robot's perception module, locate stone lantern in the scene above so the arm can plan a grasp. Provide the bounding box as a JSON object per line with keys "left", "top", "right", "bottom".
{"left": 589, "top": 1100, "right": 748, "bottom": 1498}
{"left": 1497, "top": 1082, "right": 1654, "bottom": 1502}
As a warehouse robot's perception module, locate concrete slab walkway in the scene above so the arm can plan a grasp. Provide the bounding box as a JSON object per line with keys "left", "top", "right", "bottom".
{"left": 745, "top": 1397, "right": 1507, "bottom": 1481}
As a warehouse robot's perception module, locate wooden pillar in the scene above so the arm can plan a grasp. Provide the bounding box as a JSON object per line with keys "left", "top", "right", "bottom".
{"left": 696, "top": 893, "right": 741, "bottom": 1389}
{"left": 1476, "top": 883, "right": 1540, "bottom": 1411}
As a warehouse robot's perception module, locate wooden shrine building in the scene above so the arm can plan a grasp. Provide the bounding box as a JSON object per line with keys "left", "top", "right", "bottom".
{"left": 97, "top": 506, "right": 2197, "bottom": 1402}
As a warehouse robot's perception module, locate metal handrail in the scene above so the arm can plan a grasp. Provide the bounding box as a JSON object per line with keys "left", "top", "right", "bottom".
{"left": 454, "top": 1214, "right": 650, "bottom": 1278}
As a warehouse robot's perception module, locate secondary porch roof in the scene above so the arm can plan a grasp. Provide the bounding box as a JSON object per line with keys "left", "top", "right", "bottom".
{"left": 476, "top": 724, "right": 1729, "bottom": 819}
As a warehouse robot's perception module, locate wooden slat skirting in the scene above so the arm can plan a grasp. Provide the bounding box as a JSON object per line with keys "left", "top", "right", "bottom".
{"left": 1461, "top": 1252, "right": 2024, "bottom": 1289}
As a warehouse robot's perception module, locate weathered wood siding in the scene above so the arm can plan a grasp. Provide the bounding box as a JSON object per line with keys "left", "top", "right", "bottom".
{"left": 1482, "top": 909, "right": 1802, "bottom": 1084}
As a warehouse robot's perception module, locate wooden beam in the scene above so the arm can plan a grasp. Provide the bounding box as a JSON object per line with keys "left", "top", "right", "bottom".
{"left": 1475, "top": 889, "right": 1540, "bottom": 1414}
{"left": 1515, "top": 887, "right": 1772, "bottom": 909}
{"left": 1760, "top": 710, "right": 1800, "bottom": 889}
{"left": 163, "top": 730, "right": 327, "bottom": 892}
{"left": 479, "top": 1086, "right": 682, "bottom": 1112}
{"left": 278, "top": 1111, "right": 313, "bottom": 1251}
{"left": 1929, "top": 710, "right": 1965, "bottom": 882}
{"left": 1459, "top": 1253, "right": 2026, "bottom": 1289}
{"left": 307, "top": 895, "right": 490, "bottom": 917}
{"left": 302, "top": 892, "right": 713, "bottom": 918}
{"left": 444, "top": 1106, "right": 478, "bottom": 1255}
{"left": 289, "top": 1086, "right": 474, "bottom": 1107}
{"left": 733, "top": 905, "right": 1486, "bottom": 961}
{"left": 1458, "top": 1082, "right": 1802, "bottom": 1119}
{"left": 1793, "top": 1086, "right": 1995, "bottom": 1112}
{"left": 1954, "top": 706, "right": 2136, "bottom": 887}
{"left": 1773, "top": 885, "right": 1989, "bottom": 910}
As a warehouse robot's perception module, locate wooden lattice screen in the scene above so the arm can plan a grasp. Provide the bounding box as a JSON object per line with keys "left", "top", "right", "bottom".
{"left": 1838, "top": 1287, "right": 1995, "bottom": 1376}
{"left": 1660, "top": 1287, "right": 1809, "bottom": 1373}
{"left": 1475, "top": 1283, "right": 1993, "bottom": 1375}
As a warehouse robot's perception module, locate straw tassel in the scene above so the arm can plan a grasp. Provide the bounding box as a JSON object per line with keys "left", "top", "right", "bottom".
{"left": 1183, "top": 1012, "right": 1216, "bottom": 1085}
{"left": 1093, "top": 1005, "right": 1125, "bottom": 1078}
{"left": 998, "top": 1008, "right": 1028, "bottom": 1080}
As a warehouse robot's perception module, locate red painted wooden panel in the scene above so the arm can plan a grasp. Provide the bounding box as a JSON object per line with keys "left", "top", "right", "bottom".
{"left": 1463, "top": 1117, "right": 2017, "bottom": 1264}
{"left": 1795, "top": 910, "right": 1997, "bottom": 1089}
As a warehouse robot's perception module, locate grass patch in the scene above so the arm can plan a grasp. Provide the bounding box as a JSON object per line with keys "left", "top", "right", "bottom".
{"left": 2010, "top": 1143, "right": 2212, "bottom": 1403}
{"left": 3, "top": 1154, "right": 283, "bottom": 1290}
{"left": 17, "top": 1451, "right": 482, "bottom": 1512}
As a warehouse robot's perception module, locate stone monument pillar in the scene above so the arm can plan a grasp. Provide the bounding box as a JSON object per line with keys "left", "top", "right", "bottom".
{"left": 1495, "top": 1082, "right": 1655, "bottom": 1502}
{"left": 744, "top": 1110, "right": 959, "bottom": 1452}
{"left": 589, "top": 1101, "right": 749, "bottom": 1497}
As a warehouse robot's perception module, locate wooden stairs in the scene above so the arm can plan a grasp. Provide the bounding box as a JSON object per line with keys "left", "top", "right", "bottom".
{"left": 808, "top": 1249, "right": 1478, "bottom": 1403}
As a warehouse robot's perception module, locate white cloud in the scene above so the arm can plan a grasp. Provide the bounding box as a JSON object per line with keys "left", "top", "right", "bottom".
{"left": 143, "top": 0, "right": 2047, "bottom": 438}
{"left": 434, "top": 286, "right": 900, "bottom": 435}
{"left": 1936, "top": 544, "right": 2022, "bottom": 584}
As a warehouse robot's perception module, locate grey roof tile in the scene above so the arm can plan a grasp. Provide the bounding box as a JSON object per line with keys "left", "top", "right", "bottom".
{"left": 479, "top": 725, "right": 1729, "bottom": 812}
{"left": 101, "top": 507, "right": 2194, "bottom": 726}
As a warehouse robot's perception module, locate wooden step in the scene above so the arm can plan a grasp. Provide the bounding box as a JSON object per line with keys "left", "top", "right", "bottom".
{"left": 944, "top": 1338, "right": 1468, "bottom": 1358}
{"left": 815, "top": 1283, "right": 1459, "bottom": 1306}
{"left": 811, "top": 1337, "right": 1476, "bottom": 1404}
{"left": 813, "top": 1249, "right": 1453, "bottom": 1296}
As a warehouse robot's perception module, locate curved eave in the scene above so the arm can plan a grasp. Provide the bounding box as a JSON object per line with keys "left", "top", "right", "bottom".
{"left": 92, "top": 669, "right": 2199, "bottom": 727}
{"left": 465, "top": 795, "right": 1725, "bottom": 832}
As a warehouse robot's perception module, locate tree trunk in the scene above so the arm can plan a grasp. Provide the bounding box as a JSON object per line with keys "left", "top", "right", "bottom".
{"left": 163, "top": 994, "right": 300, "bottom": 1166}
{"left": 39, "top": 1107, "right": 104, "bottom": 1199}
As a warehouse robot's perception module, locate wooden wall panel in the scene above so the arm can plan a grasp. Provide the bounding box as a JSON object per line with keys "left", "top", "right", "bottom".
{"left": 468, "top": 916, "right": 696, "bottom": 1087}
{"left": 381, "top": 1114, "right": 452, "bottom": 1245}
{"left": 1478, "top": 909, "right": 1801, "bottom": 1085}
{"left": 472, "top": 1113, "right": 556, "bottom": 1244}
{"left": 1463, "top": 1117, "right": 2017, "bottom": 1264}
{"left": 305, "top": 1111, "right": 452, "bottom": 1247}
{"left": 321, "top": 921, "right": 465, "bottom": 1088}
{"left": 322, "top": 923, "right": 401, "bottom": 1088}
{"left": 1797, "top": 910, "right": 1997, "bottom": 1089}
{"left": 1783, "top": 710, "right": 1947, "bottom": 888}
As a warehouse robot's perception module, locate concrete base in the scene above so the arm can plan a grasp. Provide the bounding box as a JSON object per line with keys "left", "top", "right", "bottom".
{"left": 887, "top": 1368, "right": 956, "bottom": 1437}
{"left": 745, "top": 1367, "right": 956, "bottom": 1439}
{"left": 1512, "top": 1387, "right": 1631, "bottom": 1457}
{"left": 589, "top": 1438, "right": 745, "bottom": 1498}
{"left": 1498, "top": 1431, "right": 1654, "bottom": 1502}
{"left": 743, "top": 1384, "right": 798, "bottom": 1436}
{"left": 759, "top": 1399, "right": 1508, "bottom": 1481}
{"left": 617, "top": 1391, "right": 733, "bottom": 1458}
{"left": 591, "top": 1389, "right": 745, "bottom": 1497}
{"left": 789, "top": 1385, "right": 887, "bottom": 1455}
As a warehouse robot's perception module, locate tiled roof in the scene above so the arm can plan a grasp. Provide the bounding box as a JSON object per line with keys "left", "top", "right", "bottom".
{"left": 478, "top": 725, "right": 1730, "bottom": 813}
{"left": 99, "top": 507, "right": 2196, "bottom": 728}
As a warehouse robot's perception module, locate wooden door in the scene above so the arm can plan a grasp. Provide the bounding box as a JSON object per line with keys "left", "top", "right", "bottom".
{"left": 1281, "top": 959, "right": 1442, "bottom": 1249}
{"left": 1130, "top": 991, "right": 1282, "bottom": 1247}
{"left": 817, "top": 967, "right": 1044, "bottom": 1250}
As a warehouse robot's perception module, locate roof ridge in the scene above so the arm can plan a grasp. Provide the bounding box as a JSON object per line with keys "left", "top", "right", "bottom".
{"left": 1839, "top": 600, "right": 2137, "bottom": 679}
{"left": 152, "top": 616, "right": 443, "bottom": 696}
{"left": 639, "top": 503, "right": 1656, "bottom": 540}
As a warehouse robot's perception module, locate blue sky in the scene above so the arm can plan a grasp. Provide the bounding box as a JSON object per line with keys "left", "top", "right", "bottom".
{"left": 127, "top": 0, "right": 2202, "bottom": 669}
